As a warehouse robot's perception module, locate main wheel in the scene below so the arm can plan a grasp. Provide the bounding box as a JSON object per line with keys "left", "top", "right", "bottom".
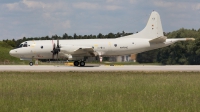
{"left": 29, "top": 62, "right": 33, "bottom": 66}
{"left": 80, "top": 61, "right": 85, "bottom": 67}
{"left": 74, "top": 61, "right": 79, "bottom": 66}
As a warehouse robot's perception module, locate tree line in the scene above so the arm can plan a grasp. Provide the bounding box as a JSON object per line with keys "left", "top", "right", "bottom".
{"left": 3, "top": 31, "right": 133, "bottom": 48}
{"left": 137, "top": 28, "right": 200, "bottom": 65}
{"left": 3, "top": 28, "right": 200, "bottom": 65}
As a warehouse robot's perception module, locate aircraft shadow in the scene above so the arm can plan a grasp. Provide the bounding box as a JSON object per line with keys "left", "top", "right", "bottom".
{"left": 75, "top": 64, "right": 101, "bottom": 67}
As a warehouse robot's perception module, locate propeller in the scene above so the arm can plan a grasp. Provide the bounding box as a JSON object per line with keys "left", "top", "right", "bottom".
{"left": 51, "top": 39, "right": 61, "bottom": 59}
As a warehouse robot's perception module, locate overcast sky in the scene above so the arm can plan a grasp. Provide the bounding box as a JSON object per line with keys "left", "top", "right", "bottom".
{"left": 0, "top": 0, "right": 200, "bottom": 40}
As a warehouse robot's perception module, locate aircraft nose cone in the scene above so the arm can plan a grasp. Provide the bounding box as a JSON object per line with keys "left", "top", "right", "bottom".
{"left": 9, "top": 50, "right": 16, "bottom": 57}
{"left": 9, "top": 50, "right": 13, "bottom": 55}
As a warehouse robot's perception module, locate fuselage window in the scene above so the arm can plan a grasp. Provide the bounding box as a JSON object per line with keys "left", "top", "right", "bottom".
{"left": 132, "top": 42, "right": 134, "bottom": 44}
{"left": 41, "top": 46, "right": 43, "bottom": 49}
{"left": 114, "top": 44, "right": 117, "bottom": 47}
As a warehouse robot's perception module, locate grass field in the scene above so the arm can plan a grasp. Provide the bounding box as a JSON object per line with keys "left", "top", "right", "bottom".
{"left": 0, "top": 72, "right": 200, "bottom": 112}
{"left": 0, "top": 41, "right": 27, "bottom": 64}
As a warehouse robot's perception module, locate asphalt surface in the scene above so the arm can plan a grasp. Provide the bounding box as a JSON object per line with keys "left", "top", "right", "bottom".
{"left": 0, "top": 65, "right": 200, "bottom": 72}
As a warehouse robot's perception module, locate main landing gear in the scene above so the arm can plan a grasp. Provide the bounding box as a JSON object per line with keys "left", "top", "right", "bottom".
{"left": 74, "top": 61, "right": 85, "bottom": 67}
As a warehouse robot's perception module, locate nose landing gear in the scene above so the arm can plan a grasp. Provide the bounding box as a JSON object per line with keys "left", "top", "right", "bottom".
{"left": 29, "top": 56, "right": 34, "bottom": 66}
{"left": 29, "top": 62, "right": 33, "bottom": 66}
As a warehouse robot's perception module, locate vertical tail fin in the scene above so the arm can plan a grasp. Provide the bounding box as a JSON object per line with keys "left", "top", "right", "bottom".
{"left": 136, "top": 11, "right": 164, "bottom": 39}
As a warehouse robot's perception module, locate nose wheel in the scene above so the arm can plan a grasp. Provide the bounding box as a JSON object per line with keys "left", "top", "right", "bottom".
{"left": 73, "top": 61, "right": 85, "bottom": 67}
{"left": 29, "top": 62, "right": 33, "bottom": 66}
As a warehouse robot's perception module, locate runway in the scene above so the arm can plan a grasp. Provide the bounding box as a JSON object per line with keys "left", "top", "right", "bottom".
{"left": 0, "top": 65, "right": 200, "bottom": 72}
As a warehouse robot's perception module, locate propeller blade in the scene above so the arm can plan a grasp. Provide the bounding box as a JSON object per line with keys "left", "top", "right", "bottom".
{"left": 51, "top": 39, "right": 60, "bottom": 60}
{"left": 52, "top": 53, "right": 54, "bottom": 59}
{"left": 52, "top": 40, "right": 54, "bottom": 49}
{"left": 57, "top": 39, "right": 59, "bottom": 48}
{"left": 53, "top": 43, "right": 56, "bottom": 49}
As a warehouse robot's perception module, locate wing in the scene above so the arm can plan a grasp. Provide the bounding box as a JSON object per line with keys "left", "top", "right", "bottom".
{"left": 60, "top": 45, "right": 98, "bottom": 57}
{"left": 72, "top": 47, "right": 98, "bottom": 56}
{"left": 149, "top": 36, "right": 167, "bottom": 44}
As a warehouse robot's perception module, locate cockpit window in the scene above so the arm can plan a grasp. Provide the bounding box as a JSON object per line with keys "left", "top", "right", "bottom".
{"left": 17, "top": 42, "right": 28, "bottom": 48}
{"left": 23, "top": 43, "right": 27, "bottom": 47}
{"left": 18, "top": 44, "right": 23, "bottom": 48}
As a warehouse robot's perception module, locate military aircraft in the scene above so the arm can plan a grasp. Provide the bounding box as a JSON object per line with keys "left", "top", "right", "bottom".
{"left": 9, "top": 11, "right": 195, "bottom": 66}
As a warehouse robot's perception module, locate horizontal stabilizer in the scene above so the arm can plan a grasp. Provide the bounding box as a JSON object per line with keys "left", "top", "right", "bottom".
{"left": 149, "top": 36, "right": 167, "bottom": 43}
{"left": 169, "top": 38, "right": 195, "bottom": 42}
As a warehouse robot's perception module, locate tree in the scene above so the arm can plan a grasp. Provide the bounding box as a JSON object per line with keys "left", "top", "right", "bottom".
{"left": 63, "top": 33, "right": 68, "bottom": 39}
{"left": 97, "top": 33, "right": 103, "bottom": 38}
{"left": 137, "top": 50, "right": 158, "bottom": 63}
{"left": 73, "top": 33, "right": 77, "bottom": 39}
{"left": 107, "top": 33, "right": 115, "bottom": 38}
{"left": 22, "top": 37, "right": 27, "bottom": 41}
{"left": 157, "top": 28, "right": 200, "bottom": 65}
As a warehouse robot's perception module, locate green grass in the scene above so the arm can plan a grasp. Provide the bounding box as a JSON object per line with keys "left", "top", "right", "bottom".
{"left": 0, "top": 41, "right": 28, "bottom": 64}
{"left": 0, "top": 72, "right": 200, "bottom": 112}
